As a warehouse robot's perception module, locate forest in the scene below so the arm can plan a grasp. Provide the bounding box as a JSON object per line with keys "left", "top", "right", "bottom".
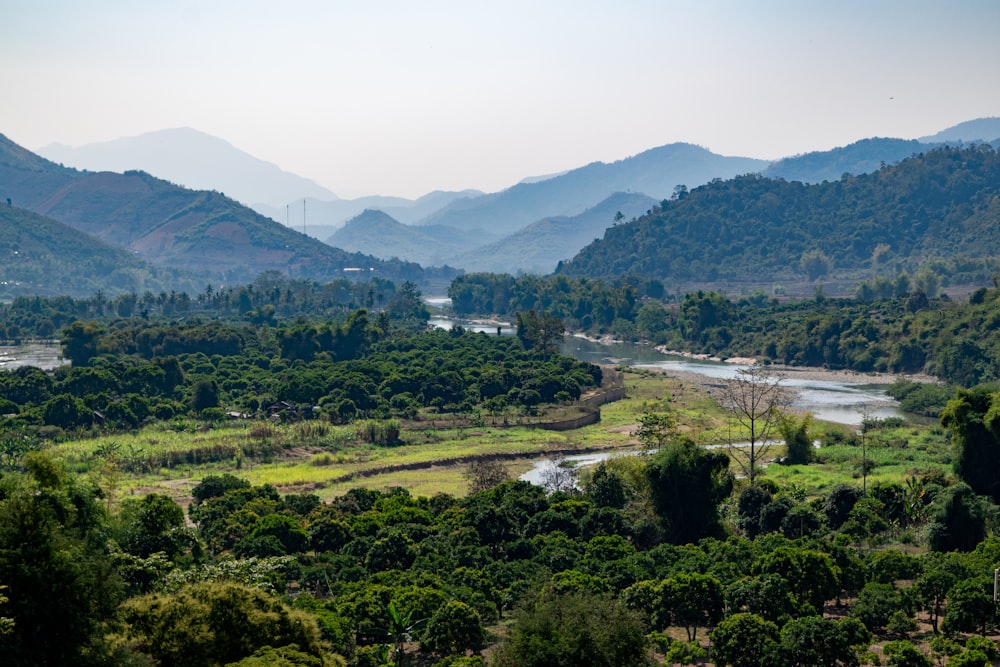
{"left": 557, "top": 145, "right": 1000, "bottom": 292}
{"left": 5, "top": 274, "right": 1000, "bottom": 665}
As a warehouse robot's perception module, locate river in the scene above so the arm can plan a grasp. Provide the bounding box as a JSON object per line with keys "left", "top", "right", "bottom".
{"left": 431, "top": 316, "right": 901, "bottom": 427}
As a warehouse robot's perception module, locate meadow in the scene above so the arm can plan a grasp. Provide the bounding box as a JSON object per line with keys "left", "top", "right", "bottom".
{"left": 49, "top": 368, "right": 951, "bottom": 508}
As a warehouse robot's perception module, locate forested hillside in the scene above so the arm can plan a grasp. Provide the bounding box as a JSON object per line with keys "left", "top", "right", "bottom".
{"left": 0, "top": 205, "right": 198, "bottom": 298}
{"left": 558, "top": 146, "right": 1000, "bottom": 292}
{"left": 0, "top": 134, "right": 436, "bottom": 286}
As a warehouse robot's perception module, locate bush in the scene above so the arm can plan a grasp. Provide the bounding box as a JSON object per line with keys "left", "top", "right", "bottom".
{"left": 356, "top": 419, "right": 401, "bottom": 445}
{"left": 492, "top": 592, "right": 650, "bottom": 667}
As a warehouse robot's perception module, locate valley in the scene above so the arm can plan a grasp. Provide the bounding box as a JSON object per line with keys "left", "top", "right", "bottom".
{"left": 3, "top": 118, "right": 1000, "bottom": 667}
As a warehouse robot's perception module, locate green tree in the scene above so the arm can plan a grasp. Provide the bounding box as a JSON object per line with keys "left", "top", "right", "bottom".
{"left": 191, "top": 378, "right": 220, "bottom": 414}
{"left": 780, "top": 414, "right": 814, "bottom": 464}
{"left": 942, "top": 577, "right": 997, "bottom": 635}
{"left": 492, "top": 591, "right": 650, "bottom": 667}
{"left": 61, "top": 320, "right": 104, "bottom": 367}
{"left": 926, "top": 483, "right": 988, "bottom": 552}
{"left": 771, "top": 615, "right": 870, "bottom": 667}
{"left": 800, "top": 249, "right": 833, "bottom": 281}
{"left": 710, "top": 613, "right": 779, "bottom": 667}
{"left": 912, "top": 568, "right": 956, "bottom": 633}
{"left": 646, "top": 437, "right": 733, "bottom": 544}
{"left": 515, "top": 310, "right": 565, "bottom": 356}
{"left": 660, "top": 572, "right": 725, "bottom": 641}
{"left": 0, "top": 453, "right": 123, "bottom": 666}
{"left": 122, "top": 580, "right": 329, "bottom": 667}
{"left": 116, "top": 493, "right": 190, "bottom": 559}
{"left": 882, "top": 640, "right": 932, "bottom": 667}
{"left": 940, "top": 387, "right": 1000, "bottom": 503}
{"left": 421, "top": 600, "right": 485, "bottom": 655}
{"left": 754, "top": 546, "right": 841, "bottom": 614}
{"left": 381, "top": 601, "right": 425, "bottom": 667}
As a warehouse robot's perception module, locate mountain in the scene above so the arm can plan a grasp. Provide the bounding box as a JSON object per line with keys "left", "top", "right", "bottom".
{"left": 327, "top": 209, "right": 481, "bottom": 267}
{"left": 254, "top": 189, "right": 482, "bottom": 238}
{"left": 558, "top": 146, "right": 1000, "bottom": 292}
{"left": 0, "top": 133, "right": 432, "bottom": 285}
{"left": 763, "top": 137, "right": 941, "bottom": 183}
{"left": 0, "top": 204, "right": 188, "bottom": 298}
{"left": 920, "top": 117, "right": 1000, "bottom": 143}
{"left": 450, "top": 192, "right": 658, "bottom": 275}
{"left": 36, "top": 128, "right": 338, "bottom": 208}
{"left": 415, "top": 143, "right": 769, "bottom": 236}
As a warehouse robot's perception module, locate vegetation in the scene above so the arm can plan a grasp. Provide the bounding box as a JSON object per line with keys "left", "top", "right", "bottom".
{"left": 449, "top": 275, "right": 1000, "bottom": 390}
{"left": 6, "top": 266, "right": 1000, "bottom": 665}
{"left": 559, "top": 145, "right": 1000, "bottom": 290}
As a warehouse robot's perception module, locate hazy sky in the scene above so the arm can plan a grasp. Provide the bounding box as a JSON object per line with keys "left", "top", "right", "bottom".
{"left": 2, "top": 1, "right": 998, "bottom": 198}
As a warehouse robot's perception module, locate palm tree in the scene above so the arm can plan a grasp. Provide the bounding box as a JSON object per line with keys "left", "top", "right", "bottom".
{"left": 383, "top": 601, "right": 426, "bottom": 666}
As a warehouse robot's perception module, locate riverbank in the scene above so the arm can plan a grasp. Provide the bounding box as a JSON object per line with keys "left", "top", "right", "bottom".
{"left": 569, "top": 332, "right": 937, "bottom": 386}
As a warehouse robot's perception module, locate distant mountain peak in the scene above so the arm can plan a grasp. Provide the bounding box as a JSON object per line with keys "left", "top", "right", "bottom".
{"left": 920, "top": 117, "right": 1000, "bottom": 143}
{"left": 36, "top": 128, "right": 339, "bottom": 208}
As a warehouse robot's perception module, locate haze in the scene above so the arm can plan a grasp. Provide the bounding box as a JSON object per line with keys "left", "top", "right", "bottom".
{"left": 2, "top": 0, "right": 998, "bottom": 199}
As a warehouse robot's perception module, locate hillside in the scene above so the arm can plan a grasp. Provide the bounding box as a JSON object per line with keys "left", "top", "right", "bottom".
{"left": 0, "top": 133, "right": 434, "bottom": 285}
{"left": 763, "top": 137, "right": 940, "bottom": 184}
{"left": 557, "top": 146, "right": 1000, "bottom": 290}
{"left": 327, "top": 209, "right": 481, "bottom": 266}
{"left": 37, "top": 127, "right": 338, "bottom": 208}
{"left": 416, "top": 142, "right": 768, "bottom": 236}
{"left": 920, "top": 116, "right": 1000, "bottom": 143}
{"left": 451, "top": 192, "right": 658, "bottom": 275}
{"left": 0, "top": 204, "right": 190, "bottom": 298}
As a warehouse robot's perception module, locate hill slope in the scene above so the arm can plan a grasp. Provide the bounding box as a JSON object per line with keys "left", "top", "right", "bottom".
{"left": 0, "top": 134, "right": 428, "bottom": 285}
{"left": 451, "top": 192, "right": 658, "bottom": 275}
{"left": 37, "top": 128, "right": 338, "bottom": 208}
{"left": 0, "top": 204, "right": 185, "bottom": 298}
{"left": 920, "top": 117, "right": 1000, "bottom": 143}
{"left": 558, "top": 146, "right": 1000, "bottom": 290}
{"left": 416, "top": 143, "right": 768, "bottom": 236}
{"left": 327, "top": 209, "right": 481, "bottom": 266}
{"left": 763, "top": 137, "right": 940, "bottom": 183}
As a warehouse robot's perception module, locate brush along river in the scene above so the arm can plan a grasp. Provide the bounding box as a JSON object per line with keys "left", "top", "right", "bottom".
{"left": 431, "top": 316, "right": 906, "bottom": 427}
{"left": 431, "top": 315, "right": 925, "bottom": 487}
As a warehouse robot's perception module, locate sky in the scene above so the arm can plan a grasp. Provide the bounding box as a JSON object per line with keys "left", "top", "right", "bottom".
{"left": 2, "top": 1, "right": 999, "bottom": 199}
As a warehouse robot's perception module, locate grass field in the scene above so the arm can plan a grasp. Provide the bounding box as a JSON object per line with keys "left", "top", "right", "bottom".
{"left": 49, "top": 369, "right": 951, "bottom": 506}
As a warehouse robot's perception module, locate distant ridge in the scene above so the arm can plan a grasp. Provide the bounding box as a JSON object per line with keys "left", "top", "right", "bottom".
{"left": 451, "top": 192, "right": 658, "bottom": 275}
{"left": 0, "top": 133, "right": 435, "bottom": 286}
{"left": 328, "top": 209, "right": 482, "bottom": 267}
{"left": 257, "top": 189, "right": 483, "bottom": 238}
{"left": 920, "top": 117, "right": 1000, "bottom": 143}
{"left": 764, "top": 137, "right": 939, "bottom": 183}
{"left": 37, "top": 128, "right": 338, "bottom": 208}
{"left": 415, "top": 142, "right": 769, "bottom": 236}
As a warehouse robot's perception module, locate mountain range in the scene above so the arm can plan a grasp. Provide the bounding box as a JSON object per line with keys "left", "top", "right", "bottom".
{"left": 4, "top": 117, "right": 999, "bottom": 298}
{"left": 558, "top": 145, "right": 1000, "bottom": 294}
{"left": 37, "top": 128, "right": 338, "bottom": 209}
{"left": 0, "top": 133, "right": 432, "bottom": 289}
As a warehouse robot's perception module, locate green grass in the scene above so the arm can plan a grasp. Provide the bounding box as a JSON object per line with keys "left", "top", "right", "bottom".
{"left": 45, "top": 370, "right": 954, "bottom": 505}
